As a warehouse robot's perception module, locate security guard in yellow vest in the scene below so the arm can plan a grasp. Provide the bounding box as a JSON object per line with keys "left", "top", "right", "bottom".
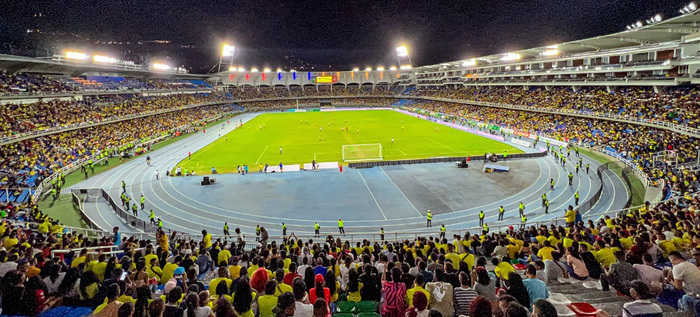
{"left": 149, "top": 210, "right": 156, "bottom": 225}
{"left": 223, "top": 222, "right": 230, "bottom": 236}
{"left": 140, "top": 194, "right": 145, "bottom": 210}
{"left": 338, "top": 219, "right": 345, "bottom": 234}
{"left": 521, "top": 215, "right": 527, "bottom": 230}
{"left": 439, "top": 224, "right": 446, "bottom": 239}
{"left": 426, "top": 210, "right": 432, "bottom": 227}
{"left": 158, "top": 218, "right": 163, "bottom": 228}
{"left": 479, "top": 210, "right": 485, "bottom": 226}
{"left": 314, "top": 222, "right": 320, "bottom": 237}
{"left": 568, "top": 172, "right": 574, "bottom": 185}
{"left": 575, "top": 191, "right": 580, "bottom": 205}
{"left": 483, "top": 223, "right": 489, "bottom": 235}
{"left": 498, "top": 206, "right": 505, "bottom": 220}
{"left": 282, "top": 223, "right": 287, "bottom": 236}
{"left": 519, "top": 202, "right": 525, "bottom": 217}
{"left": 255, "top": 225, "right": 261, "bottom": 241}
{"left": 544, "top": 199, "right": 550, "bottom": 214}
{"left": 541, "top": 193, "right": 547, "bottom": 207}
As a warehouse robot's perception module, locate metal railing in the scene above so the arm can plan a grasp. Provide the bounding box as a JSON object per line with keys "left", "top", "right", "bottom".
{"left": 0, "top": 87, "right": 211, "bottom": 98}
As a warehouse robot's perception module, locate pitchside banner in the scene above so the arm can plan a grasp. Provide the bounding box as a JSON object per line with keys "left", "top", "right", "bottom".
{"left": 511, "top": 138, "right": 533, "bottom": 148}
{"left": 513, "top": 130, "right": 531, "bottom": 138}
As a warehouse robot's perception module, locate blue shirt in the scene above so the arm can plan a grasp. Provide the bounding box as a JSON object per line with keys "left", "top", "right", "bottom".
{"left": 113, "top": 232, "right": 121, "bottom": 246}
{"left": 313, "top": 265, "right": 328, "bottom": 277}
{"left": 522, "top": 278, "right": 549, "bottom": 307}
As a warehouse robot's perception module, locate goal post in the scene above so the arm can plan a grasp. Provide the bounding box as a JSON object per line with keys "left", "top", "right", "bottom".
{"left": 342, "top": 143, "right": 383, "bottom": 162}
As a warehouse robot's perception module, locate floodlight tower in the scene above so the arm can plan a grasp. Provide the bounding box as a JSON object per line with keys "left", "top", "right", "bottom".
{"left": 219, "top": 44, "right": 236, "bottom": 73}
{"left": 396, "top": 45, "right": 413, "bottom": 69}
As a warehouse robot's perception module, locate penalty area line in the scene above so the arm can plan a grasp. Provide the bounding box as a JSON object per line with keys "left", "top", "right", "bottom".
{"left": 255, "top": 145, "right": 269, "bottom": 164}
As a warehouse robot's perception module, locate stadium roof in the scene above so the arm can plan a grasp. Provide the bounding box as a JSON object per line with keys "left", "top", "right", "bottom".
{"left": 0, "top": 54, "right": 207, "bottom": 79}
{"left": 421, "top": 9, "right": 700, "bottom": 68}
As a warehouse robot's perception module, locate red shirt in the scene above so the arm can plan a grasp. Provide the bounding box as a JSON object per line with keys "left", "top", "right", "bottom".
{"left": 283, "top": 272, "right": 302, "bottom": 286}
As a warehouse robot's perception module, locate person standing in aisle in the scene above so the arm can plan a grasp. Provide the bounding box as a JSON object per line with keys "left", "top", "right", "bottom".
{"left": 426, "top": 210, "right": 432, "bottom": 227}
{"left": 314, "top": 222, "right": 320, "bottom": 238}
{"left": 338, "top": 219, "right": 345, "bottom": 234}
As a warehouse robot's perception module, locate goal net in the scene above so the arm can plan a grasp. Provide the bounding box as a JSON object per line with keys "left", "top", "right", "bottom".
{"left": 342, "top": 144, "right": 383, "bottom": 162}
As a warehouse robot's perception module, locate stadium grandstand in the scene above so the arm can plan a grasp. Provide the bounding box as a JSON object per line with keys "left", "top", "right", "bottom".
{"left": 2, "top": 3, "right": 700, "bottom": 317}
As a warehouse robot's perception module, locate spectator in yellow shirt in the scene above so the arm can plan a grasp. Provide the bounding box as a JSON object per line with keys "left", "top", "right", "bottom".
{"left": 536, "top": 241, "right": 556, "bottom": 261}
{"left": 493, "top": 257, "right": 516, "bottom": 280}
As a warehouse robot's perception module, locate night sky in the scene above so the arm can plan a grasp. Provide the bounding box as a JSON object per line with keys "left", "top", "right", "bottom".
{"left": 0, "top": 0, "right": 693, "bottom": 72}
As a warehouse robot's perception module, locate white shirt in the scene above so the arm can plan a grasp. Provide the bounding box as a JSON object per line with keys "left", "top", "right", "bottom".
{"left": 43, "top": 273, "right": 66, "bottom": 295}
{"left": 0, "top": 261, "right": 18, "bottom": 277}
{"left": 297, "top": 265, "right": 310, "bottom": 279}
{"left": 633, "top": 264, "right": 663, "bottom": 287}
{"left": 183, "top": 306, "right": 212, "bottom": 317}
{"left": 672, "top": 261, "right": 700, "bottom": 294}
{"left": 293, "top": 301, "right": 313, "bottom": 317}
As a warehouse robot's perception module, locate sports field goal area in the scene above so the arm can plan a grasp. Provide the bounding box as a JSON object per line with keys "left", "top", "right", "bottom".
{"left": 342, "top": 143, "right": 383, "bottom": 162}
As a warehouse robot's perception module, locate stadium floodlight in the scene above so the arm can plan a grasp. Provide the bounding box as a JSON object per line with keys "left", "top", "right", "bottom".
{"left": 377, "top": 66, "right": 385, "bottom": 71}
{"left": 690, "top": 2, "right": 698, "bottom": 10}
{"left": 501, "top": 53, "right": 521, "bottom": 61}
{"left": 263, "top": 68, "right": 271, "bottom": 73}
{"left": 389, "top": 66, "right": 397, "bottom": 71}
{"left": 152, "top": 62, "right": 171, "bottom": 70}
{"left": 395, "top": 45, "right": 409, "bottom": 57}
{"left": 462, "top": 59, "right": 477, "bottom": 67}
{"left": 541, "top": 49, "right": 559, "bottom": 56}
{"left": 626, "top": 25, "right": 632, "bottom": 30}
{"left": 222, "top": 44, "right": 235, "bottom": 57}
{"left": 352, "top": 67, "right": 360, "bottom": 72}
{"left": 276, "top": 68, "right": 283, "bottom": 72}
{"left": 92, "top": 55, "right": 117, "bottom": 64}
{"left": 237, "top": 67, "right": 245, "bottom": 72}
{"left": 653, "top": 14, "right": 662, "bottom": 22}
{"left": 251, "top": 67, "right": 259, "bottom": 72}
{"left": 400, "top": 65, "right": 412, "bottom": 70}
{"left": 636, "top": 21, "right": 643, "bottom": 28}
{"left": 365, "top": 67, "right": 372, "bottom": 71}
{"left": 65, "top": 51, "right": 89, "bottom": 61}
{"left": 228, "top": 66, "right": 236, "bottom": 71}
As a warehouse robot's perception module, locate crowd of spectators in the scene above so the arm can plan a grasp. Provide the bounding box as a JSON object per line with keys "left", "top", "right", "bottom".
{"left": 0, "top": 73, "right": 75, "bottom": 94}
{"left": 0, "top": 73, "right": 210, "bottom": 95}
{"left": 411, "top": 87, "right": 700, "bottom": 129}
{"left": 228, "top": 86, "right": 401, "bottom": 100}
{"left": 404, "top": 99, "right": 700, "bottom": 192}
{"left": 0, "top": 186, "right": 699, "bottom": 317}
{"left": 0, "top": 94, "right": 227, "bottom": 138}
{"left": 0, "top": 101, "right": 239, "bottom": 196}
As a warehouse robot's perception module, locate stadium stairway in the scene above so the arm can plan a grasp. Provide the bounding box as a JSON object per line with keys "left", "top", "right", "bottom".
{"left": 545, "top": 278, "right": 692, "bottom": 317}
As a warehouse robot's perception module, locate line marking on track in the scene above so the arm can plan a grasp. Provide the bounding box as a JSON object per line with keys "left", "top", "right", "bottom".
{"left": 379, "top": 167, "right": 423, "bottom": 217}
{"left": 358, "top": 169, "right": 388, "bottom": 220}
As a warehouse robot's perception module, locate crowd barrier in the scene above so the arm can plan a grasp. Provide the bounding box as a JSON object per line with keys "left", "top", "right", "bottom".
{"left": 348, "top": 151, "right": 547, "bottom": 168}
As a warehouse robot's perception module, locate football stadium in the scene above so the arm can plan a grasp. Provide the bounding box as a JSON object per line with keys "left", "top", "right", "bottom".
{"left": 1, "top": 2, "right": 700, "bottom": 317}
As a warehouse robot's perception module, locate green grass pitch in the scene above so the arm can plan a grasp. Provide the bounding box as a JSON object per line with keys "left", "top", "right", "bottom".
{"left": 176, "top": 110, "right": 522, "bottom": 174}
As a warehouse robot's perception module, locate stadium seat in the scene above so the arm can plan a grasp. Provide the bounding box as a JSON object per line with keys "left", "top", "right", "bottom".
{"left": 335, "top": 301, "right": 357, "bottom": 313}
{"left": 357, "top": 301, "right": 378, "bottom": 312}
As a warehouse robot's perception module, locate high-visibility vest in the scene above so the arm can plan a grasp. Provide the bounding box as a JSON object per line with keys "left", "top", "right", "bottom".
{"left": 483, "top": 224, "right": 489, "bottom": 232}
{"left": 575, "top": 192, "right": 579, "bottom": 199}
{"left": 545, "top": 200, "right": 549, "bottom": 207}
{"left": 224, "top": 224, "right": 229, "bottom": 231}
{"left": 440, "top": 225, "right": 445, "bottom": 232}
{"left": 256, "top": 227, "right": 260, "bottom": 234}
{"left": 338, "top": 220, "right": 344, "bottom": 228}
{"left": 427, "top": 212, "right": 432, "bottom": 220}
{"left": 315, "top": 223, "right": 320, "bottom": 230}
{"left": 522, "top": 215, "right": 527, "bottom": 223}
{"left": 141, "top": 197, "right": 145, "bottom": 204}
{"left": 542, "top": 194, "right": 546, "bottom": 200}
{"left": 519, "top": 203, "right": 524, "bottom": 210}
{"left": 158, "top": 220, "right": 163, "bottom": 227}
{"left": 149, "top": 211, "right": 155, "bottom": 219}
{"left": 479, "top": 211, "right": 484, "bottom": 219}
{"left": 282, "top": 224, "right": 287, "bottom": 231}
{"left": 499, "top": 207, "right": 504, "bottom": 213}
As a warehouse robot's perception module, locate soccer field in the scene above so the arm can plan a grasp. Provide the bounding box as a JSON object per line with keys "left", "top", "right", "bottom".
{"left": 176, "top": 110, "right": 521, "bottom": 174}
